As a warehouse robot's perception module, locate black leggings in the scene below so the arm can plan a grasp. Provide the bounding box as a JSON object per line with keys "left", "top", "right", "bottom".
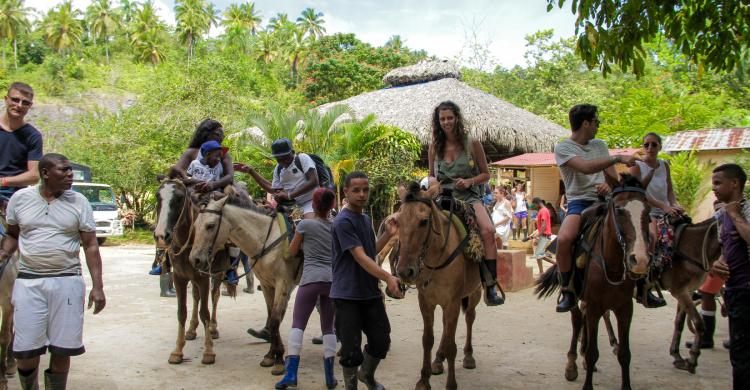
{"left": 727, "top": 289, "right": 750, "bottom": 390}
{"left": 334, "top": 297, "right": 391, "bottom": 367}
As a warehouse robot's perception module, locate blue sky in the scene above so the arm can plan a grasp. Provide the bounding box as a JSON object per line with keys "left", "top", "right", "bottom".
{"left": 27, "top": 0, "right": 578, "bottom": 68}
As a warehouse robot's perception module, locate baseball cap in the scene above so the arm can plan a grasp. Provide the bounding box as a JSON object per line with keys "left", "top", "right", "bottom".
{"left": 271, "top": 138, "right": 293, "bottom": 158}
{"left": 200, "top": 140, "right": 222, "bottom": 155}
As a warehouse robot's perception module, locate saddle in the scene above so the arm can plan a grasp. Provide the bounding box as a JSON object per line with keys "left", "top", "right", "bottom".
{"left": 569, "top": 201, "right": 608, "bottom": 298}
{"left": 436, "top": 192, "right": 484, "bottom": 262}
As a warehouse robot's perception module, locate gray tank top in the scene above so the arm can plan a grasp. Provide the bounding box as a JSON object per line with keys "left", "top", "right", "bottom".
{"left": 635, "top": 159, "right": 669, "bottom": 214}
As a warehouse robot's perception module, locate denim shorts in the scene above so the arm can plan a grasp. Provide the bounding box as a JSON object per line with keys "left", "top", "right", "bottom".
{"left": 566, "top": 199, "right": 595, "bottom": 216}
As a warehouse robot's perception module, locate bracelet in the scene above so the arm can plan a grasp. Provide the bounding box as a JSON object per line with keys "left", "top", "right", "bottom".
{"left": 1, "top": 178, "right": 7, "bottom": 187}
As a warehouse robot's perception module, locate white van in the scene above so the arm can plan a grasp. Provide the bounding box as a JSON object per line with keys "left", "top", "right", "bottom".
{"left": 71, "top": 182, "right": 123, "bottom": 244}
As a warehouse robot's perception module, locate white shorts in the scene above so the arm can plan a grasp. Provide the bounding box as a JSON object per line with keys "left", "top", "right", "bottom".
{"left": 298, "top": 199, "right": 314, "bottom": 215}
{"left": 12, "top": 275, "right": 86, "bottom": 358}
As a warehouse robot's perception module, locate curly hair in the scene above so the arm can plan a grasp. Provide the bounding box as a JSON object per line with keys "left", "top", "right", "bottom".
{"left": 188, "top": 118, "right": 223, "bottom": 148}
{"left": 432, "top": 101, "right": 467, "bottom": 159}
{"left": 312, "top": 188, "right": 336, "bottom": 219}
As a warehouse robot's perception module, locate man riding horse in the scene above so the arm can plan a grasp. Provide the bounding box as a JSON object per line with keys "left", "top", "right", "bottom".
{"left": 553, "top": 104, "right": 667, "bottom": 312}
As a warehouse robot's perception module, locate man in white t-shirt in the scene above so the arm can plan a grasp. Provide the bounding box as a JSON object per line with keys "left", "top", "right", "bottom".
{"left": 235, "top": 138, "right": 319, "bottom": 219}
{"left": 0, "top": 153, "right": 105, "bottom": 390}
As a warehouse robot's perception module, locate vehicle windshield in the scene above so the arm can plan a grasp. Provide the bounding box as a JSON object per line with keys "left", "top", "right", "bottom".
{"left": 72, "top": 185, "right": 117, "bottom": 210}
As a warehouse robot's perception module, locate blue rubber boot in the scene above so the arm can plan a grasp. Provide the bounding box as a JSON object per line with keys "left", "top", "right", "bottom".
{"left": 225, "top": 269, "right": 239, "bottom": 285}
{"left": 275, "top": 355, "right": 300, "bottom": 389}
{"left": 149, "top": 265, "right": 162, "bottom": 275}
{"left": 324, "top": 356, "right": 338, "bottom": 389}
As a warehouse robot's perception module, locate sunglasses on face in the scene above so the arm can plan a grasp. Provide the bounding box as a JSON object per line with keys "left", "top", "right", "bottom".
{"left": 7, "top": 96, "right": 32, "bottom": 107}
{"left": 643, "top": 142, "right": 659, "bottom": 149}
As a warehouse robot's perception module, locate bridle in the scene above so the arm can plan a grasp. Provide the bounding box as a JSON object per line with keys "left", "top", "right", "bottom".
{"left": 597, "top": 185, "right": 650, "bottom": 285}
{"left": 159, "top": 180, "right": 193, "bottom": 258}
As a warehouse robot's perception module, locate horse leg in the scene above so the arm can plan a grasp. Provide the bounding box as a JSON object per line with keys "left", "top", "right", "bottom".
{"left": 431, "top": 314, "right": 448, "bottom": 375}
{"left": 670, "top": 305, "right": 688, "bottom": 370}
{"left": 0, "top": 303, "right": 11, "bottom": 389}
{"left": 442, "top": 303, "right": 460, "bottom": 390}
{"left": 614, "top": 303, "right": 633, "bottom": 390}
{"left": 676, "top": 291, "right": 702, "bottom": 374}
{"left": 259, "top": 285, "right": 276, "bottom": 368}
{"left": 566, "top": 305, "right": 582, "bottom": 381}
{"left": 209, "top": 277, "right": 221, "bottom": 339}
{"left": 603, "top": 310, "right": 620, "bottom": 355}
{"left": 185, "top": 282, "right": 199, "bottom": 340}
{"left": 462, "top": 290, "right": 481, "bottom": 370}
{"left": 269, "top": 283, "right": 292, "bottom": 376}
{"left": 198, "top": 279, "right": 215, "bottom": 364}
{"left": 583, "top": 309, "right": 601, "bottom": 390}
{"left": 416, "top": 294, "right": 435, "bottom": 390}
{"left": 169, "top": 277, "right": 190, "bottom": 364}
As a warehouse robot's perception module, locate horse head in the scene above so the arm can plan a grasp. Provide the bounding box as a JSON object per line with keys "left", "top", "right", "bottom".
{"left": 154, "top": 178, "right": 189, "bottom": 249}
{"left": 608, "top": 174, "right": 651, "bottom": 276}
{"left": 393, "top": 179, "right": 443, "bottom": 283}
{"left": 188, "top": 190, "right": 232, "bottom": 271}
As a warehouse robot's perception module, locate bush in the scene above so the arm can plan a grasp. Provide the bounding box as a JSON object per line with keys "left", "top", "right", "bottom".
{"left": 666, "top": 150, "right": 714, "bottom": 216}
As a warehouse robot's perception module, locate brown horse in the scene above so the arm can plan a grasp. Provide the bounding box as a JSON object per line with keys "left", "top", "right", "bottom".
{"left": 393, "top": 181, "right": 482, "bottom": 390}
{"left": 601, "top": 217, "right": 721, "bottom": 373}
{"left": 189, "top": 187, "right": 301, "bottom": 376}
{"left": 537, "top": 176, "right": 652, "bottom": 390}
{"left": 153, "top": 178, "right": 224, "bottom": 365}
{"left": 0, "top": 250, "right": 17, "bottom": 390}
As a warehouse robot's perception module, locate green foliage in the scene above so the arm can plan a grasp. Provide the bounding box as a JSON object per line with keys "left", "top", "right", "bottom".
{"left": 735, "top": 150, "right": 750, "bottom": 200}
{"left": 104, "top": 227, "right": 155, "bottom": 245}
{"left": 549, "top": 0, "right": 750, "bottom": 77}
{"left": 665, "top": 150, "right": 714, "bottom": 216}
{"left": 464, "top": 30, "right": 750, "bottom": 148}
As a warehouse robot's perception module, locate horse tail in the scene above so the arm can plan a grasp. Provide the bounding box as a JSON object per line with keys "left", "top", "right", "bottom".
{"left": 461, "top": 296, "right": 469, "bottom": 313}
{"left": 535, "top": 263, "right": 560, "bottom": 299}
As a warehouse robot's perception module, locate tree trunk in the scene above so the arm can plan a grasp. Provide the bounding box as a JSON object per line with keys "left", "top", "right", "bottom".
{"left": 13, "top": 39, "right": 18, "bottom": 70}
{"left": 105, "top": 42, "right": 110, "bottom": 65}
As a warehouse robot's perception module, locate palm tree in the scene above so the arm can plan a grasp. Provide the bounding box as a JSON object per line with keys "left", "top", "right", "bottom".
{"left": 86, "top": 0, "right": 120, "bottom": 64}
{"left": 220, "top": 2, "right": 261, "bottom": 54}
{"left": 253, "top": 30, "right": 277, "bottom": 63}
{"left": 268, "top": 12, "right": 292, "bottom": 32}
{"left": 0, "top": 0, "right": 31, "bottom": 69}
{"left": 385, "top": 35, "right": 404, "bottom": 52}
{"left": 130, "top": 1, "right": 166, "bottom": 65}
{"left": 40, "top": 1, "right": 84, "bottom": 56}
{"left": 240, "top": 2, "right": 261, "bottom": 35}
{"left": 286, "top": 26, "right": 311, "bottom": 83}
{"left": 296, "top": 8, "right": 325, "bottom": 39}
{"left": 175, "top": 0, "right": 213, "bottom": 61}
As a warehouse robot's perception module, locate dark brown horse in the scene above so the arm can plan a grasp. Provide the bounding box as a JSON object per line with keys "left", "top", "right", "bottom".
{"left": 537, "top": 176, "right": 652, "bottom": 390}
{"left": 601, "top": 217, "right": 721, "bottom": 373}
{"left": 153, "top": 178, "right": 224, "bottom": 365}
{"left": 393, "top": 181, "right": 482, "bottom": 390}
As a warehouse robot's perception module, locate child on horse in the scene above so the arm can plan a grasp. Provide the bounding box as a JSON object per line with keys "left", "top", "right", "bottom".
{"left": 428, "top": 101, "right": 504, "bottom": 306}
{"left": 553, "top": 104, "right": 639, "bottom": 312}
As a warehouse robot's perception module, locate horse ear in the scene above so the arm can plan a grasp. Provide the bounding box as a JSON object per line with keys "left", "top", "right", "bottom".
{"left": 425, "top": 178, "right": 440, "bottom": 199}
{"left": 604, "top": 171, "right": 620, "bottom": 189}
{"left": 224, "top": 185, "right": 236, "bottom": 197}
{"left": 212, "top": 191, "right": 227, "bottom": 201}
{"left": 397, "top": 184, "right": 407, "bottom": 201}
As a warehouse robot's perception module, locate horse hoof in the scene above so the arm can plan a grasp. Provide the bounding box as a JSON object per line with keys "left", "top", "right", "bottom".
{"left": 260, "top": 357, "right": 275, "bottom": 367}
{"left": 211, "top": 329, "right": 220, "bottom": 339}
{"left": 612, "top": 345, "right": 620, "bottom": 356}
{"left": 185, "top": 331, "right": 197, "bottom": 340}
{"left": 5, "top": 363, "right": 16, "bottom": 376}
{"left": 168, "top": 353, "right": 184, "bottom": 364}
{"left": 202, "top": 353, "right": 216, "bottom": 365}
{"left": 565, "top": 365, "right": 578, "bottom": 381}
{"left": 430, "top": 362, "right": 444, "bottom": 375}
{"left": 415, "top": 380, "right": 431, "bottom": 390}
{"left": 271, "top": 363, "right": 285, "bottom": 376}
{"left": 463, "top": 356, "right": 476, "bottom": 369}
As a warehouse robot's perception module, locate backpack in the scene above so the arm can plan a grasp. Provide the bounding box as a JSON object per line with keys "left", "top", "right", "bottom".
{"left": 276, "top": 153, "right": 336, "bottom": 190}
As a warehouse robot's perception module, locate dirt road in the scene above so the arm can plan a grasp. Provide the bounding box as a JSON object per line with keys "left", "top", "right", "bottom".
{"left": 9, "top": 244, "right": 732, "bottom": 389}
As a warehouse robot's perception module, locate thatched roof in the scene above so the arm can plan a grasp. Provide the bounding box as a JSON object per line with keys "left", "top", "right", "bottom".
{"left": 382, "top": 60, "right": 461, "bottom": 86}
{"left": 318, "top": 73, "right": 567, "bottom": 161}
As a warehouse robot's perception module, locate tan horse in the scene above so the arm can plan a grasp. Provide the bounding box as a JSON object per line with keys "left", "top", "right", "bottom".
{"left": 393, "top": 182, "right": 482, "bottom": 390}
{"left": 189, "top": 187, "right": 301, "bottom": 376}
{"left": 153, "top": 179, "right": 224, "bottom": 365}
{"left": 0, "top": 252, "right": 17, "bottom": 390}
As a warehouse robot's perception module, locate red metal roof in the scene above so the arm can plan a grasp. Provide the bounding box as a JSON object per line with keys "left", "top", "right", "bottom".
{"left": 492, "top": 148, "right": 639, "bottom": 167}
{"left": 663, "top": 128, "right": 750, "bottom": 152}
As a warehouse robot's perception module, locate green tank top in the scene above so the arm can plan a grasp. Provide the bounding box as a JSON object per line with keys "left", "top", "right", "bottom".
{"left": 435, "top": 137, "right": 482, "bottom": 203}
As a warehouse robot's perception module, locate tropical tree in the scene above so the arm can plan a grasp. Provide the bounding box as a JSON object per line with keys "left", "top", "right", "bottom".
{"left": 0, "top": 0, "right": 31, "bottom": 69}
{"left": 221, "top": 2, "right": 261, "bottom": 54}
{"left": 666, "top": 150, "right": 714, "bottom": 216}
{"left": 296, "top": 7, "right": 325, "bottom": 39}
{"left": 86, "top": 0, "right": 120, "bottom": 64}
{"left": 286, "top": 26, "right": 311, "bottom": 82}
{"left": 174, "top": 0, "right": 214, "bottom": 61}
{"left": 40, "top": 0, "right": 84, "bottom": 56}
{"left": 253, "top": 30, "right": 277, "bottom": 63}
{"left": 385, "top": 35, "right": 403, "bottom": 52}
{"left": 129, "top": 1, "right": 167, "bottom": 65}
{"left": 548, "top": 0, "right": 750, "bottom": 76}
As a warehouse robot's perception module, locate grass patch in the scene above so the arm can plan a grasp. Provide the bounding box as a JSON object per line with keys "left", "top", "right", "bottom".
{"left": 103, "top": 227, "right": 154, "bottom": 246}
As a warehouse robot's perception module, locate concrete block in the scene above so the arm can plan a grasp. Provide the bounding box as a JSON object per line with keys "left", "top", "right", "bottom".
{"left": 497, "top": 249, "right": 535, "bottom": 292}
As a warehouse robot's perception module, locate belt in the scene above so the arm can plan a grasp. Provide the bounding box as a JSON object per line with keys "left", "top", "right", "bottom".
{"left": 18, "top": 270, "right": 82, "bottom": 279}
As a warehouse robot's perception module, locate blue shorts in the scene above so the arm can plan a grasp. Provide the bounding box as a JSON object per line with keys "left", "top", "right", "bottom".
{"left": 566, "top": 199, "right": 595, "bottom": 216}
{"left": 514, "top": 211, "right": 528, "bottom": 219}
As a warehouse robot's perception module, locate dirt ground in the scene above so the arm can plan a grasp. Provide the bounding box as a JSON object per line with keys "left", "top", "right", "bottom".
{"left": 7, "top": 244, "right": 732, "bottom": 390}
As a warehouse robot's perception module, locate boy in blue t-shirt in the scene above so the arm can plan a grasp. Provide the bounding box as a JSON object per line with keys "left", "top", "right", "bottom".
{"left": 331, "top": 171, "right": 402, "bottom": 389}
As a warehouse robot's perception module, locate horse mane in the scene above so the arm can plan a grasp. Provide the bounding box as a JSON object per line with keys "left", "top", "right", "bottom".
{"left": 618, "top": 173, "right": 643, "bottom": 189}
{"left": 224, "top": 189, "right": 275, "bottom": 216}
